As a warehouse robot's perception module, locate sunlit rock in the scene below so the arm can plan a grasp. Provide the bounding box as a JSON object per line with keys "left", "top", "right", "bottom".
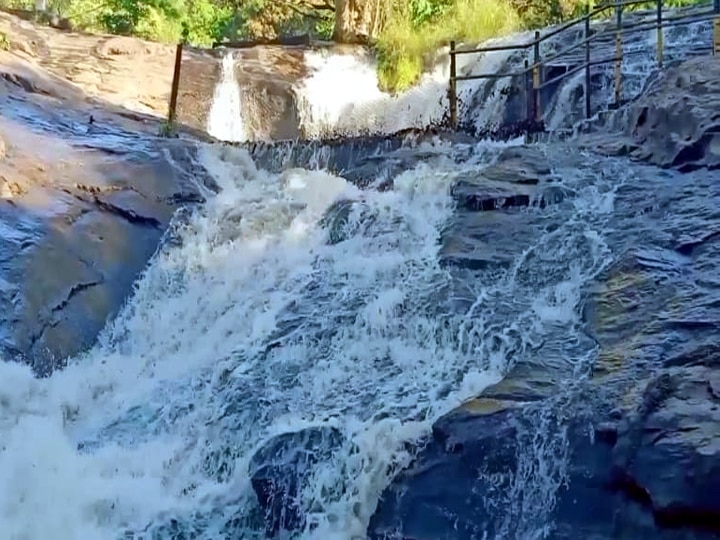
{"left": 0, "top": 121, "right": 213, "bottom": 375}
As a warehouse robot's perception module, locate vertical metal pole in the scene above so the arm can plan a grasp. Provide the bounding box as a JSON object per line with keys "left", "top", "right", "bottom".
{"left": 533, "top": 30, "right": 541, "bottom": 123}
{"left": 523, "top": 59, "right": 530, "bottom": 122}
{"left": 449, "top": 40, "right": 458, "bottom": 130}
{"left": 584, "top": 4, "right": 591, "bottom": 119}
{"left": 614, "top": 4, "right": 622, "bottom": 106}
{"left": 714, "top": 0, "right": 720, "bottom": 56}
{"left": 657, "top": 0, "right": 664, "bottom": 68}
{"left": 167, "top": 42, "right": 184, "bottom": 129}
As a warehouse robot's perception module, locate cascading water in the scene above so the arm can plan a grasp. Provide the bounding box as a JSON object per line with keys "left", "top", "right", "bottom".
{"left": 1, "top": 7, "right": 717, "bottom": 540}
{"left": 289, "top": 8, "right": 713, "bottom": 138}
{"left": 207, "top": 52, "right": 247, "bottom": 142}
{"left": 294, "top": 37, "right": 530, "bottom": 138}
{"left": 0, "top": 135, "right": 629, "bottom": 539}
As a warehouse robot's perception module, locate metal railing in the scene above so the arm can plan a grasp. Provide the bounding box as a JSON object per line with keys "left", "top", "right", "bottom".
{"left": 447, "top": 0, "right": 720, "bottom": 130}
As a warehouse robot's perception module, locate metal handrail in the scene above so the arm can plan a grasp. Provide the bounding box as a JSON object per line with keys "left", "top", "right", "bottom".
{"left": 451, "top": 0, "right": 665, "bottom": 56}
{"left": 454, "top": 6, "right": 715, "bottom": 84}
{"left": 446, "top": 0, "right": 720, "bottom": 130}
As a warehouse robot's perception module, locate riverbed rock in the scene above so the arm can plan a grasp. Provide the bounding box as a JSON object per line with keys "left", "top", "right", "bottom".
{"left": 367, "top": 360, "right": 570, "bottom": 540}
{"left": 249, "top": 426, "right": 345, "bottom": 537}
{"left": 439, "top": 210, "right": 536, "bottom": 271}
{"left": 450, "top": 145, "right": 563, "bottom": 211}
{"left": 581, "top": 57, "right": 720, "bottom": 172}
{"left": 368, "top": 362, "right": 720, "bottom": 540}
{"left": 0, "top": 107, "right": 214, "bottom": 374}
{"left": 582, "top": 250, "right": 678, "bottom": 381}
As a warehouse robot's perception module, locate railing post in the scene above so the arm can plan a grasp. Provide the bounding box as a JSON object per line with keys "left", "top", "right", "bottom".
{"left": 167, "top": 41, "right": 184, "bottom": 131}
{"left": 449, "top": 40, "right": 458, "bottom": 130}
{"left": 584, "top": 4, "right": 591, "bottom": 119}
{"left": 657, "top": 0, "right": 664, "bottom": 68}
{"left": 714, "top": 0, "right": 720, "bottom": 56}
{"left": 524, "top": 59, "right": 531, "bottom": 122}
{"left": 532, "top": 30, "right": 541, "bottom": 123}
{"left": 614, "top": 3, "right": 623, "bottom": 106}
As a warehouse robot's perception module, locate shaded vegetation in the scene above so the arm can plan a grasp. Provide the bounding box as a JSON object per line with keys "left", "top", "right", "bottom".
{"left": 0, "top": 0, "right": 712, "bottom": 89}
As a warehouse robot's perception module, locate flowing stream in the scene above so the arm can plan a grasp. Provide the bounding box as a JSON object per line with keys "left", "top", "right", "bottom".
{"left": 0, "top": 7, "right": 717, "bottom": 540}
{"left": 0, "top": 136, "right": 630, "bottom": 539}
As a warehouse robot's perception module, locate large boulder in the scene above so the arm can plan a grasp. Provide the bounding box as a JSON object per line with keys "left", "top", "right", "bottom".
{"left": 368, "top": 364, "right": 720, "bottom": 539}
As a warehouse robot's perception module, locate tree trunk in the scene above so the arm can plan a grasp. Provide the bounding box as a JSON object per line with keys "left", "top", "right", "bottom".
{"left": 333, "top": 0, "right": 382, "bottom": 43}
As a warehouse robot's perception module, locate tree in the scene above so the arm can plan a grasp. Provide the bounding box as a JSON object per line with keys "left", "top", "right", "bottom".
{"left": 333, "top": 0, "right": 386, "bottom": 43}
{"left": 215, "top": 0, "right": 384, "bottom": 43}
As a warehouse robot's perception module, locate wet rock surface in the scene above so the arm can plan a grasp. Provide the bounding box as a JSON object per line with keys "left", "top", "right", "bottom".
{"left": 233, "top": 46, "right": 307, "bottom": 141}
{"left": 369, "top": 161, "right": 720, "bottom": 539}
{"left": 369, "top": 368, "right": 720, "bottom": 540}
{"left": 0, "top": 92, "right": 213, "bottom": 375}
{"left": 579, "top": 56, "right": 720, "bottom": 172}
{"left": 249, "top": 426, "right": 345, "bottom": 537}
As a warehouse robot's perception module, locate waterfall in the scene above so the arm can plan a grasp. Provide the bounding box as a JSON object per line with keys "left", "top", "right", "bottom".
{"left": 203, "top": 7, "right": 712, "bottom": 141}
{"left": 0, "top": 137, "right": 626, "bottom": 538}
{"left": 207, "top": 51, "right": 247, "bottom": 142}
{"left": 2, "top": 7, "right": 718, "bottom": 540}
{"left": 294, "top": 37, "right": 526, "bottom": 138}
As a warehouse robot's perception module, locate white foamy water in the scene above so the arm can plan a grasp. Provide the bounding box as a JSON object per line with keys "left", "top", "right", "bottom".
{"left": 295, "top": 37, "right": 526, "bottom": 138}
{"left": 289, "top": 13, "right": 713, "bottom": 138}
{"left": 207, "top": 52, "right": 247, "bottom": 142}
{"left": 0, "top": 140, "right": 624, "bottom": 539}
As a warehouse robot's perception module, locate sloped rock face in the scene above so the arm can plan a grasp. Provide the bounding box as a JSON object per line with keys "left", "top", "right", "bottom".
{"left": 0, "top": 104, "right": 214, "bottom": 375}
{"left": 579, "top": 57, "right": 720, "bottom": 172}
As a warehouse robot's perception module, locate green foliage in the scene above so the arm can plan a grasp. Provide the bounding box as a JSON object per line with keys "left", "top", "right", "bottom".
{"left": 313, "top": 13, "right": 334, "bottom": 40}
{"left": 0, "top": 30, "right": 9, "bottom": 50}
{"left": 375, "top": 0, "right": 521, "bottom": 92}
{"left": 408, "top": 0, "right": 453, "bottom": 26}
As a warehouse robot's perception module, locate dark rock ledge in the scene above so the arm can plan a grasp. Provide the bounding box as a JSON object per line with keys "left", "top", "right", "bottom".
{"left": 366, "top": 243, "right": 720, "bottom": 540}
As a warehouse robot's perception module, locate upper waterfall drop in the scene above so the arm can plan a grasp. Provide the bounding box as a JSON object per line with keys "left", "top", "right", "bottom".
{"left": 200, "top": 7, "right": 714, "bottom": 143}
{"left": 294, "top": 41, "right": 524, "bottom": 138}
{"left": 207, "top": 51, "right": 247, "bottom": 142}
